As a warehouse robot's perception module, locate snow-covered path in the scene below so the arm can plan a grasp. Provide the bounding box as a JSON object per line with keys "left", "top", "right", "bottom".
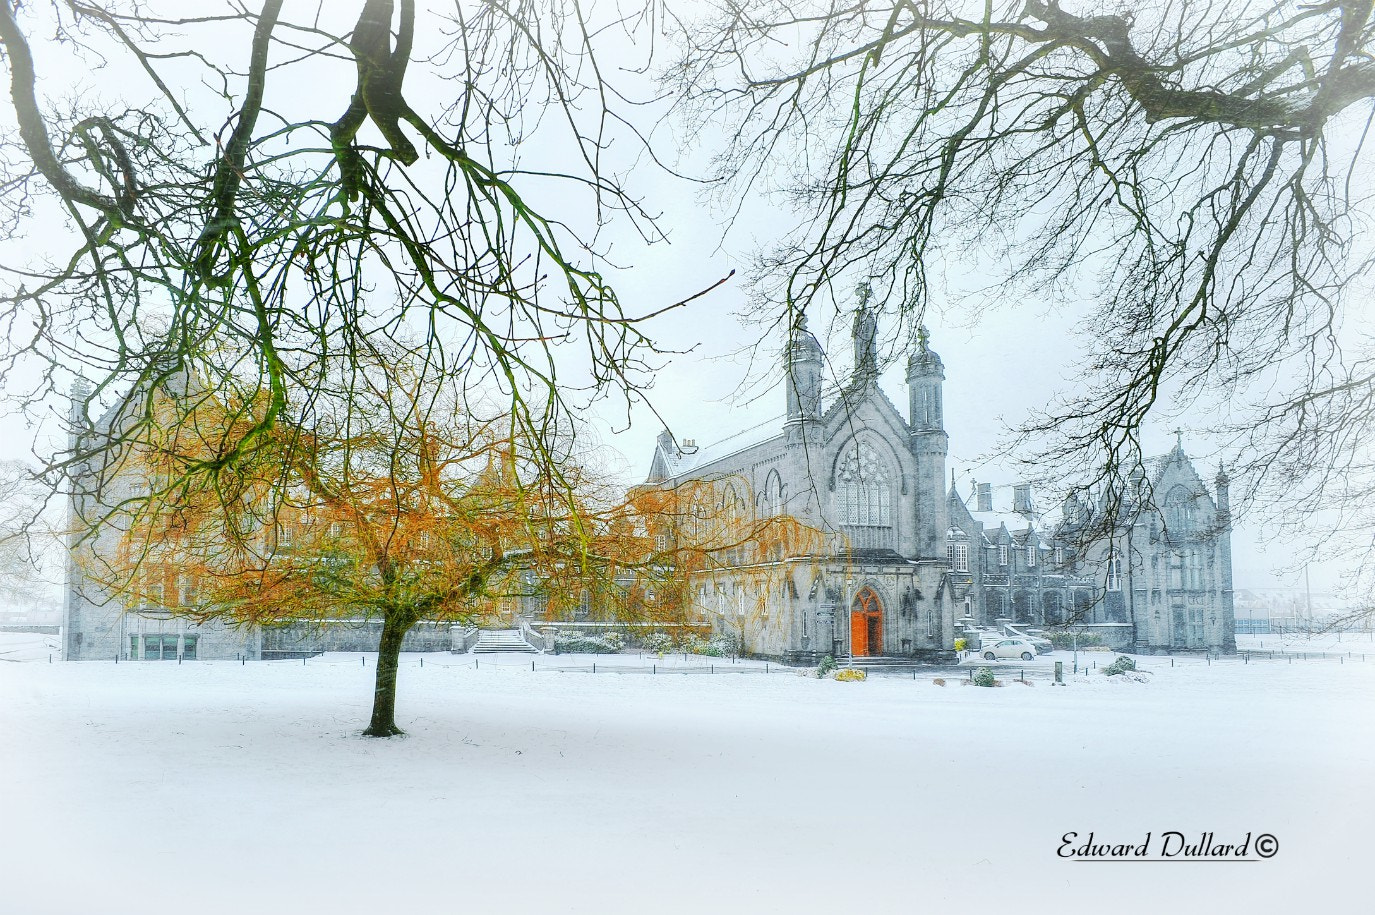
{"left": 2, "top": 651, "right": 1371, "bottom": 914}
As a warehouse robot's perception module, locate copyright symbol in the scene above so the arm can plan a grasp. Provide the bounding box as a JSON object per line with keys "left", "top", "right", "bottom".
{"left": 1255, "top": 834, "right": 1279, "bottom": 858}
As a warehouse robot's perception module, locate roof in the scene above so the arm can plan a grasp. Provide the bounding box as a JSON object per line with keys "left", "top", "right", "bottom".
{"left": 647, "top": 417, "right": 785, "bottom": 482}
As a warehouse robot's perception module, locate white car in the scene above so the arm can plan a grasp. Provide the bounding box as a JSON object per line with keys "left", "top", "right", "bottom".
{"left": 981, "top": 638, "right": 1038, "bottom": 661}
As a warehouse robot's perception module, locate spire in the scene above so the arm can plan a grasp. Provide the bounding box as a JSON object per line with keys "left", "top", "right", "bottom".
{"left": 852, "top": 283, "right": 878, "bottom": 383}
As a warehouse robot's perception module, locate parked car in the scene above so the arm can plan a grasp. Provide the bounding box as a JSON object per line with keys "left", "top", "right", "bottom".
{"left": 981, "top": 638, "right": 1039, "bottom": 661}
{"left": 1003, "top": 625, "right": 1054, "bottom": 654}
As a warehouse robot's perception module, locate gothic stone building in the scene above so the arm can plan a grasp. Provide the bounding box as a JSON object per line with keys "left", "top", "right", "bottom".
{"left": 644, "top": 312, "right": 1237, "bottom": 661}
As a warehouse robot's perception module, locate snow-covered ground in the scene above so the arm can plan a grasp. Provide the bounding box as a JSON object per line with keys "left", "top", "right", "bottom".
{"left": 3, "top": 640, "right": 1372, "bottom": 914}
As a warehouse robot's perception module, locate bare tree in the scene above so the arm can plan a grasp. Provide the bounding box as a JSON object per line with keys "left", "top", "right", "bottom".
{"left": 0, "top": 459, "right": 56, "bottom": 604}
{"left": 0, "top": 0, "right": 725, "bottom": 518}
{"left": 666, "top": 0, "right": 1375, "bottom": 588}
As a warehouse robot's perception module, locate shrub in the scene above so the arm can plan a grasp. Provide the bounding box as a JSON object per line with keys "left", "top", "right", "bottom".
{"left": 973, "top": 666, "right": 997, "bottom": 688}
{"left": 601, "top": 631, "right": 625, "bottom": 652}
{"left": 1049, "top": 630, "right": 1104, "bottom": 650}
{"left": 834, "top": 668, "right": 867, "bottom": 682}
{"left": 642, "top": 631, "right": 673, "bottom": 654}
{"left": 816, "top": 655, "right": 837, "bottom": 678}
{"left": 1103, "top": 655, "right": 1137, "bottom": 676}
{"left": 953, "top": 638, "right": 967, "bottom": 652}
{"left": 675, "top": 633, "right": 725, "bottom": 657}
{"left": 553, "top": 635, "right": 622, "bottom": 654}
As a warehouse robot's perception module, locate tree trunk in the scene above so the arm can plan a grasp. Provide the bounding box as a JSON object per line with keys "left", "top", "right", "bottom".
{"left": 363, "top": 611, "right": 412, "bottom": 737}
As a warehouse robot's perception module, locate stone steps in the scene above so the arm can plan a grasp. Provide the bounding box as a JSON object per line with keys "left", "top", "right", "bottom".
{"left": 471, "top": 629, "right": 539, "bottom": 654}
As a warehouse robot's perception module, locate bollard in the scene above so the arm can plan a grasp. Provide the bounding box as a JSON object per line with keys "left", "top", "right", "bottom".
{"left": 475, "top": 659, "right": 479, "bottom": 669}
{"left": 1054, "top": 661, "right": 1063, "bottom": 684}
{"left": 362, "top": 655, "right": 366, "bottom": 666}
{"left": 653, "top": 664, "right": 656, "bottom": 674}
{"left": 710, "top": 665, "right": 714, "bottom": 674}
{"left": 420, "top": 657, "right": 423, "bottom": 668}
{"left": 242, "top": 656, "right": 245, "bottom": 666}
{"left": 49, "top": 654, "right": 52, "bottom": 663}
{"left": 303, "top": 657, "right": 306, "bottom": 666}
{"left": 1171, "top": 658, "right": 1174, "bottom": 668}
{"left": 593, "top": 662, "right": 597, "bottom": 673}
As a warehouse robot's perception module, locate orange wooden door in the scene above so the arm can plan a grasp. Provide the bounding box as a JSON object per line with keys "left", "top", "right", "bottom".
{"left": 867, "top": 613, "right": 882, "bottom": 655}
{"left": 850, "top": 611, "right": 867, "bottom": 656}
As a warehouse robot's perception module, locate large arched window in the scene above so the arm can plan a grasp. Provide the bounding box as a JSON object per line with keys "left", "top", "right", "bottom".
{"left": 1163, "top": 485, "right": 1197, "bottom": 536}
{"left": 761, "top": 469, "right": 785, "bottom": 517}
{"left": 834, "top": 440, "right": 894, "bottom": 549}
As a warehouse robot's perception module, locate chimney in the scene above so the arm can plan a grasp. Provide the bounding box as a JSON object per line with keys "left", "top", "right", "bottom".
{"left": 1013, "top": 483, "right": 1033, "bottom": 514}
{"left": 976, "top": 482, "right": 992, "bottom": 513}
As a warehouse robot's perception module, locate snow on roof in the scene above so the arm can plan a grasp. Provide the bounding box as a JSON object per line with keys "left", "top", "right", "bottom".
{"left": 651, "top": 416, "right": 785, "bottom": 481}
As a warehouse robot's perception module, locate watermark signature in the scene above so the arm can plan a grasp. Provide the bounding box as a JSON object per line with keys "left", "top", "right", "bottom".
{"left": 1058, "top": 832, "right": 1278, "bottom": 862}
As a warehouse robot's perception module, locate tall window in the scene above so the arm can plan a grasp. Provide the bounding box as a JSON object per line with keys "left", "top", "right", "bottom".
{"left": 834, "top": 440, "right": 893, "bottom": 549}
{"left": 1164, "top": 485, "right": 1197, "bottom": 535}
{"left": 1026, "top": 544, "right": 1037, "bottom": 568}
{"left": 998, "top": 544, "right": 1008, "bottom": 566}
{"left": 762, "top": 470, "right": 784, "bottom": 517}
{"left": 1106, "top": 551, "right": 1122, "bottom": 591}
{"left": 947, "top": 542, "right": 969, "bottom": 572}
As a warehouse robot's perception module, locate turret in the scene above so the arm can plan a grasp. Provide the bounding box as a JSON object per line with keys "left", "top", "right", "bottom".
{"left": 1215, "top": 462, "right": 1236, "bottom": 653}
{"left": 907, "top": 325, "right": 944, "bottom": 431}
{"left": 907, "top": 325, "right": 949, "bottom": 559}
{"left": 784, "top": 312, "right": 824, "bottom": 443}
{"left": 1215, "top": 463, "right": 1230, "bottom": 518}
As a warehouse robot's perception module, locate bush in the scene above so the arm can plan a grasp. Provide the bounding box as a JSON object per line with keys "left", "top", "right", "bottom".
{"left": 816, "top": 655, "right": 837, "bottom": 678}
{"left": 932, "top": 677, "right": 946, "bottom": 687}
{"left": 953, "top": 637, "right": 967, "bottom": 652}
{"left": 1049, "top": 630, "right": 1104, "bottom": 650}
{"left": 601, "top": 631, "right": 625, "bottom": 652}
{"left": 642, "top": 631, "right": 673, "bottom": 655}
{"left": 675, "top": 633, "right": 727, "bottom": 657}
{"left": 553, "top": 635, "right": 622, "bottom": 654}
{"left": 1103, "top": 655, "right": 1137, "bottom": 676}
{"left": 834, "top": 668, "right": 867, "bottom": 682}
{"left": 973, "top": 666, "right": 997, "bottom": 688}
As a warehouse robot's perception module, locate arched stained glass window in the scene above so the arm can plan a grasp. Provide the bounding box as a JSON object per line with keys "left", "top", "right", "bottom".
{"left": 1163, "top": 485, "right": 1197, "bottom": 535}
{"left": 835, "top": 440, "right": 892, "bottom": 527}
{"left": 835, "top": 440, "right": 894, "bottom": 550}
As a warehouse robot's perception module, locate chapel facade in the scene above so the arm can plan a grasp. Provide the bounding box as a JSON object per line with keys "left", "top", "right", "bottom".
{"left": 643, "top": 308, "right": 1237, "bottom": 661}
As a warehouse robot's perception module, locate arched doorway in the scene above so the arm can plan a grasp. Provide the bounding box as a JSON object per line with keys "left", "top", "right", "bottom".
{"left": 850, "top": 587, "right": 884, "bottom": 657}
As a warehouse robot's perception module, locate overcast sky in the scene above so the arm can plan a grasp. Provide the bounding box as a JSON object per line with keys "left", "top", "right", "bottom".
{"left": 0, "top": 0, "right": 1358, "bottom": 600}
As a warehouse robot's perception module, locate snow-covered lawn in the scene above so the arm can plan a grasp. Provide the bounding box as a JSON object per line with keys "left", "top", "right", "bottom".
{"left": 2, "top": 646, "right": 1372, "bottom": 914}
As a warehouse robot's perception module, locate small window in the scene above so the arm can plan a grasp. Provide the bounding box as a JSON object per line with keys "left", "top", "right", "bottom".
{"left": 998, "top": 545, "right": 1008, "bottom": 566}
{"left": 1027, "top": 545, "right": 1036, "bottom": 568}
